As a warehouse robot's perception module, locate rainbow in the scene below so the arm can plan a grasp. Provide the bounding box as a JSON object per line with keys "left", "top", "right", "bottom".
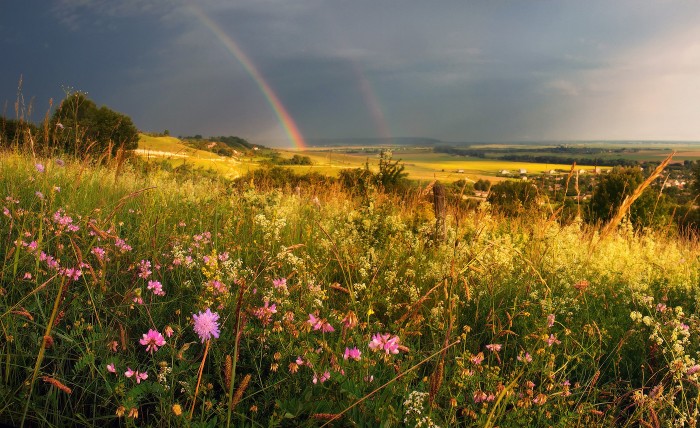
{"left": 188, "top": 4, "right": 306, "bottom": 150}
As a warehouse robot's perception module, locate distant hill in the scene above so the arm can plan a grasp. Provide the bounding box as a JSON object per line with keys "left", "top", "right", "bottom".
{"left": 304, "top": 137, "right": 443, "bottom": 147}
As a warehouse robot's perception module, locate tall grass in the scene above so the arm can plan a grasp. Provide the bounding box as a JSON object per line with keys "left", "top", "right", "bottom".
{"left": 1, "top": 149, "right": 699, "bottom": 427}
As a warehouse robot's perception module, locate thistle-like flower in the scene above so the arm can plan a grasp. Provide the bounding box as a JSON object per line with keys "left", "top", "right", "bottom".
{"left": 193, "top": 308, "right": 220, "bottom": 342}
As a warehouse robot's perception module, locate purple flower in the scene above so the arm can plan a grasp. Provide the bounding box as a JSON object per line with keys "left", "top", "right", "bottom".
{"left": 139, "top": 329, "right": 166, "bottom": 353}
{"left": 193, "top": 308, "right": 220, "bottom": 342}
{"left": 344, "top": 347, "right": 362, "bottom": 361}
{"left": 35, "top": 163, "right": 44, "bottom": 173}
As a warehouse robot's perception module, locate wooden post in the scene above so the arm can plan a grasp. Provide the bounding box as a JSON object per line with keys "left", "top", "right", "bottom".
{"left": 433, "top": 181, "right": 446, "bottom": 242}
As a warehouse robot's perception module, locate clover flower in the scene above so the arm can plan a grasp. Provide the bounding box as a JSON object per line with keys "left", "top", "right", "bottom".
{"left": 193, "top": 308, "right": 220, "bottom": 342}
{"left": 486, "top": 343, "right": 502, "bottom": 352}
{"left": 139, "top": 329, "right": 166, "bottom": 353}
{"left": 344, "top": 347, "right": 362, "bottom": 361}
{"left": 308, "top": 314, "right": 334, "bottom": 333}
{"left": 147, "top": 280, "right": 165, "bottom": 296}
{"left": 253, "top": 301, "right": 277, "bottom": 325}
{"left": 369, "top": 333, "right": 400, "bottom": 354}
{"left": 124, "top": 368, "right": 148, "bottom": 383}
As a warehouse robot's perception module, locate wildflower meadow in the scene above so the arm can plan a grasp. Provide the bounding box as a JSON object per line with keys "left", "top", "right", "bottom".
{"left": 1, "top": 151, "right": 700, "bottom": 427}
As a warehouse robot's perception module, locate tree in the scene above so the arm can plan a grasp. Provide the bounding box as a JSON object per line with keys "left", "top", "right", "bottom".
{"left": 50, "top": 92, "right": 139, "bottom": 156}
{"left": 587, "top": 166, "right": 669, "bottom": 228}
{"left": 474, "top": 179, "right": 491, "bottom": 191}
{"left": 487, "top": 180, "right": 539, "bottom": 216}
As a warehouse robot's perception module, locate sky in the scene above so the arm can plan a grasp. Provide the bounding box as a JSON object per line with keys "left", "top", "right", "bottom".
{"left": 3, "top": 1, "right": 700, "bottom": 147}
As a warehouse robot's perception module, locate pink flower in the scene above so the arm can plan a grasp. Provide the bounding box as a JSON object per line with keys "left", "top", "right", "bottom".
{"left": 138, "top": 260, "right": 152, "bottom": 279}
{"left": 91, "top": 247, "right": 106, "bottom": 260}
{"left": 470, "top": 352, "right": 484, "bottom": 365}
{"left": 107, "top": 363, "right": 116, "bottom": 373}
{"left": 140, "top": 329, "right": 166, "bottom": 353}
{"left": 193, "top": 308, "right": 220, "bottom": 342}
{"left": 296, "top": 356, "right": 305, "bottom": 366}
{"left": 656, "top": 303, "right": 667, "bottom": 313}
{"left": 308, "top": 314, "right": 334, "bottom": 333}
{"left": 344, "top": 347, "right": 362, "bottom": 361}
{"left": 253, "top": 301, "right": 277, "bottom": 325}
{"left": 547, "top": 314, "right": 555, "bottom": 328}
{"left": 164, "top": 326, "right": 174, "bottom": 338}
{"left": 368, "top": 333, "right": 401, "bottom": 355}
{"left": 547, "top": 334, "right": 561, "bottom": 347}
{"left": 124, "top": 368, "right": 148, "bottom": 383}
{"left": 35, "top": 163, "right": 45, "bottom": 173}
{"left": 147, "top": 280, "right": 165, "bottom": 296}
{"left": 517, "top": 352, "right": 532, "bottom": 363}
{"left": 485, "top": 343, "right": 502, "bottom": 353}
{"left": 272, "top": 278, "right": 287, "bottom": 289}
{"left": 313, "top": 371, "right": 331, "bottom": 384}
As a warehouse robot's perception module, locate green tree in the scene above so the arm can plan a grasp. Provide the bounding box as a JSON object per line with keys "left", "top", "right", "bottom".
{"left": 487, "top": 180, "right": 539, "bottom": 216}
{"left": 587, "top": 166, "right": 669, "bottom": 228}
{"left": 50, "top": 92, "right": 139, "bottom": 156}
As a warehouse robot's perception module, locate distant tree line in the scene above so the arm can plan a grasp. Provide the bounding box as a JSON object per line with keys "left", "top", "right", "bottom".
{"left": 433, "top": 145, "right": 640, "bottom": 167}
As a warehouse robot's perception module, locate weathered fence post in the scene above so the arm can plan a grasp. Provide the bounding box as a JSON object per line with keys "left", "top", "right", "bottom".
{"left": 433, "top": 181, "right": 446, "bottom": 242}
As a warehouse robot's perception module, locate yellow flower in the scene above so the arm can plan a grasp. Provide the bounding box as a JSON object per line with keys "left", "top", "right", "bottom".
{"left": 172, "top": 404, "right": 182, "bottom": 416}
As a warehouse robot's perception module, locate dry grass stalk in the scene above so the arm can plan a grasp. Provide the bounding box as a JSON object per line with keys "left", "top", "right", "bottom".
{"left": 312, "top": 413, "right": 342, "bottom": 420}
{"left": 599, "top": 151, "right": 675, "bottom": 241}
{"left": 224, "top": 355, "right": 232, "bottom": 390}
{"left": 231, "top": 373, "right": 251, "bottom": 410}
{"left": 41, "top": 376, "right": 72, "bottom": 394}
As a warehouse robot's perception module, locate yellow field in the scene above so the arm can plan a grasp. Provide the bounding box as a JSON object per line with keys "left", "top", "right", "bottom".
{"left": 136, "top": 135, "right": 605, "bottom": 182}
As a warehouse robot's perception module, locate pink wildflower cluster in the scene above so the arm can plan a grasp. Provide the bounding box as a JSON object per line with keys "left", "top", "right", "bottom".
{"left": 52, "top": 209, "right": 80, "bottom": 232}
{"left": 139, "top": 329, "right": 166, "bottom": 353}
{"left": 125, "top": 368, "right": 148, "bottom": 383}
{"left": 308, "top": 314, "right": 334, "bottom": 333}
{"left": 114, "top": 238, "right": 132, "bottom": 253}
{"left": 39, "top": 252, "right": 60, "bottom": 270}
{"left": 208, "top": 280, "right": 228, "bottom": 295}
{"left": 546, "top": 334, "right": 561, "bottom": 346}
{"left": 547, "top": 314, "right": 556, "bottom": 328}
{"left": 23, "top": 240, "right": 38, "bottom": 252}
{"left": 313, "top": 371, "right": 331, "bottom": 384}
{"left": 61, "top": 267, "right": 82, "bottom": 281}
{"left": 253, "top": 301, "right": 277, "bottom": 325}
{"left": 193, "top": 308, "right": 220, "bottom": 342}
{"left": 272, "top": 278, "right": 287, "bottom": 291}
{"left": 485, "top": 343, "right": 502, "bottom": 353}
{"left": 147, "top": 280, "right": 165, "bottom": 296}
{"left": 138, "top": 260, "right": 152, "bottom": 279}
{"left": 473, "top": 390, "right": 496, "bottom": 403}
{"left": 343, "top": 347, "right": 361, "bottom": 361}
{"left": 368, "top": 333, "right": 400, "bottom": 354}
{"left": 91, "top": 247, "right": 107, "bottom": 261}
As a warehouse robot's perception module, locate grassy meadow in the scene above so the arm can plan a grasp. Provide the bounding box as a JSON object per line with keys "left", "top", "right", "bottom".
{"left": 2, "top": 149, "right": 700, "bottom": 427}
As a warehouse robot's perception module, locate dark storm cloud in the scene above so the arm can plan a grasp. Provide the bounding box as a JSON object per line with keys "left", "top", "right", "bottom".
{"left": 3, "top": 1, "right": 700, "bottom": 144}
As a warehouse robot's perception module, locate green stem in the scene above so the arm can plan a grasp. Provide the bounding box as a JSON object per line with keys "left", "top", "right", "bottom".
{"left": 21, "top": 276, "right": 66, "bottom": 428}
